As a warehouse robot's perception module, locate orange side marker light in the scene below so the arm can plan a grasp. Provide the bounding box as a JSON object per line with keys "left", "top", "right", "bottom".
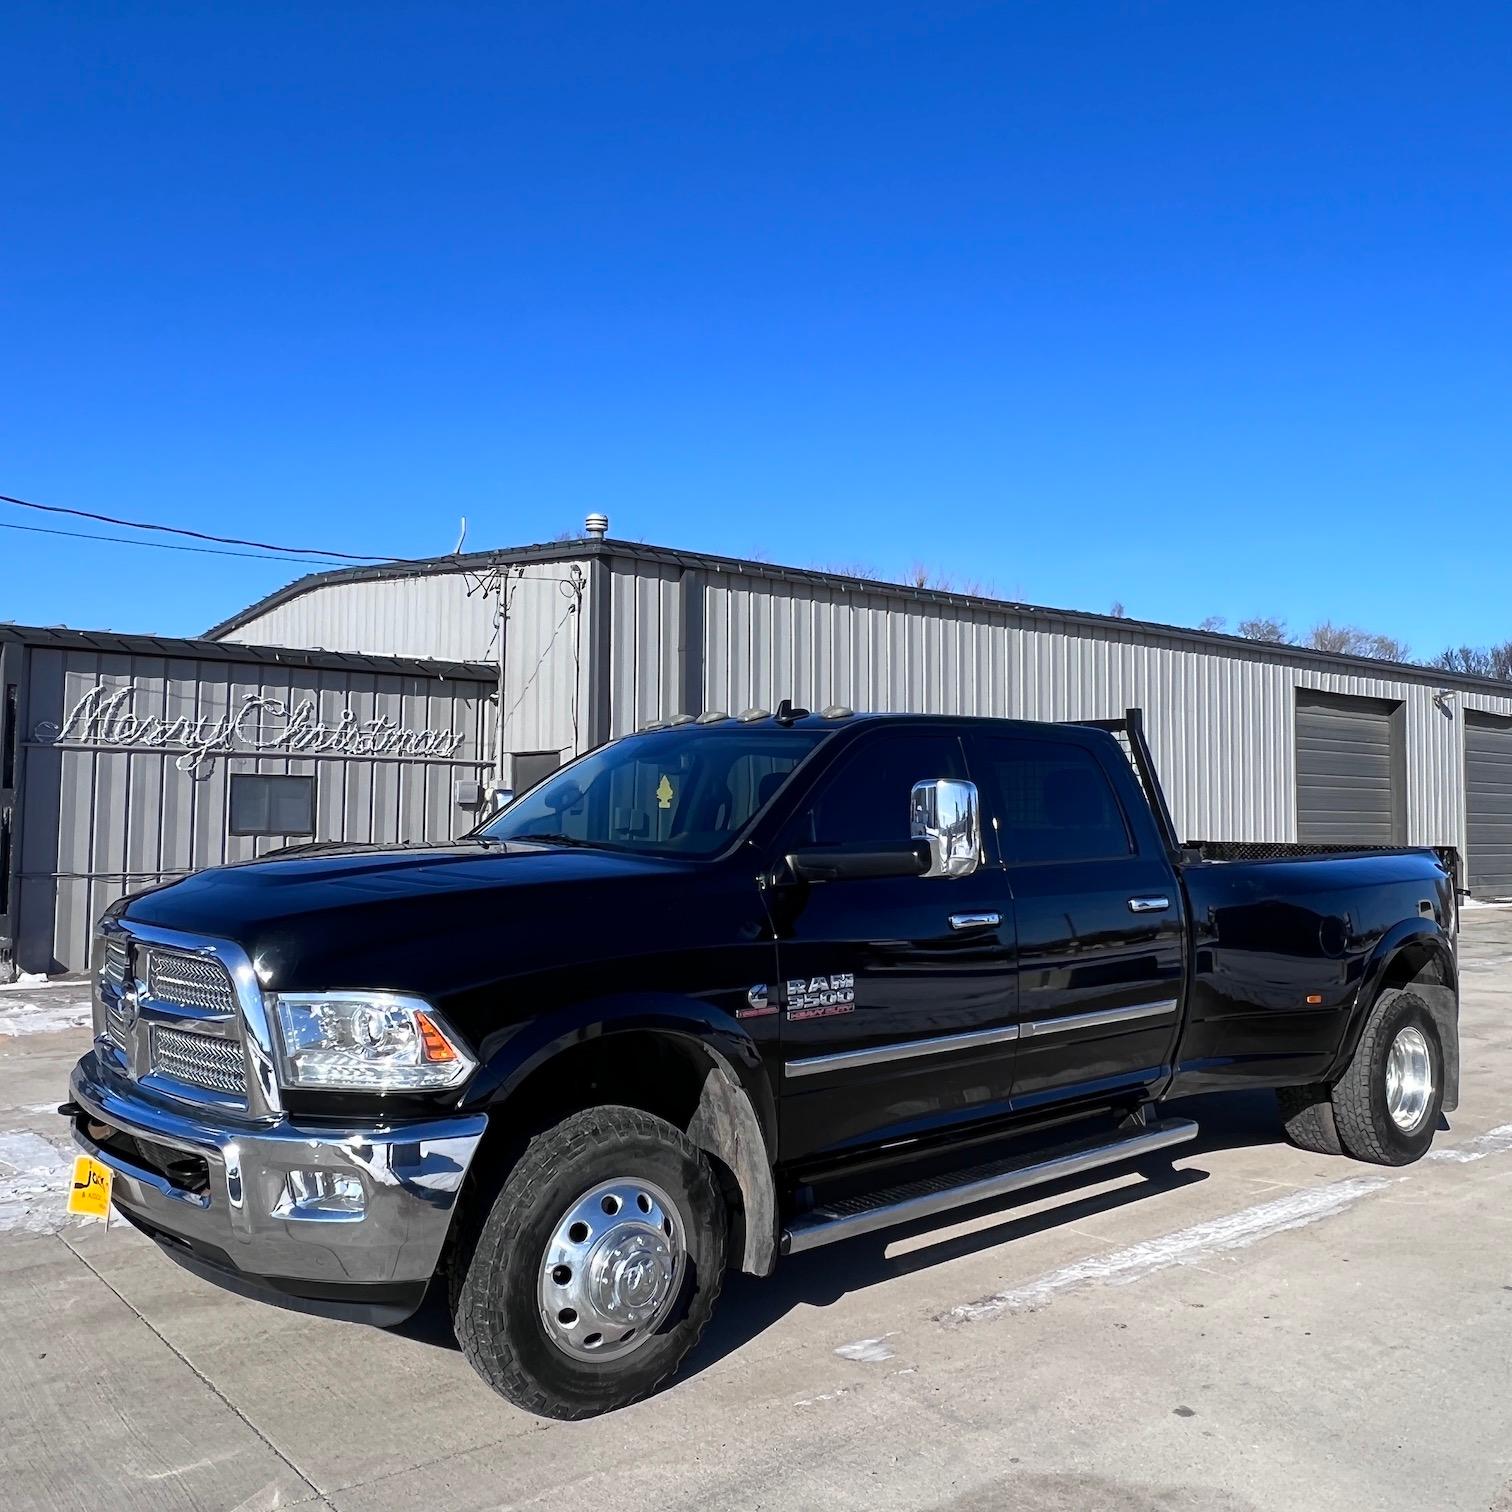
{"left": 415, "top": 1011, "right": 459, "bottom": 1062}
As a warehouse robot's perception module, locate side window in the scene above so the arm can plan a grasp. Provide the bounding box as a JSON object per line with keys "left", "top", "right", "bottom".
{"left": 787, "top": 731, "right": 966, "bottom": 848}
{"left": 725, "top": 748, "right": 809, "bottom": 821}
{"left": 976, "top": 738, "right": 1132, "bottom": 864}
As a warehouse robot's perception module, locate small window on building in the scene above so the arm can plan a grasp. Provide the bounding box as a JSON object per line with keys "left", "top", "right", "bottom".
{"left": 229, "top": 774, "right": 316, "bottom": 837}
{"left": 513, "top": 750, "right": 562, "bottom": 794}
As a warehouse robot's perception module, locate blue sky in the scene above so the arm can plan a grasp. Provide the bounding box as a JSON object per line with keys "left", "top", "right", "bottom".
{"left": 4, "top": 2, "right": 1510, "bottom": 657}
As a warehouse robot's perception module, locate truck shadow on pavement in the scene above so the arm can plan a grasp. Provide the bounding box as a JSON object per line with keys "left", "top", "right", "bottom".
{"left": 393, "top": 1089, "right": 1286, "bottom": 1372}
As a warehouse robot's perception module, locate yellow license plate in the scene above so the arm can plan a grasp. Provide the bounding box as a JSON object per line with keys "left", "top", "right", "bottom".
{"left": 67, "top": 1154, "right": 114, "bottom": 1220}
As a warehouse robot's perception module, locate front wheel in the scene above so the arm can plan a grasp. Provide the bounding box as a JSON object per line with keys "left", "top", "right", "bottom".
{"left": 450, "top": 1105, "right": 727, "bottom": 1419}
{"left": 1331, "top": 989, "right": 1445, "bottom": 1166}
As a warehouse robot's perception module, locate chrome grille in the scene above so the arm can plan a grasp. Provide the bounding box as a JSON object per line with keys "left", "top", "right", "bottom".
{"left": 152, "top": 1026, "right": 248, "bottom": 1097}
{"left": 104, "top": 994, "right": 132, "bottom": 1049}
{"left": 102, "top": 937, "right": 129, "bottom": 991}
{"left": 146, "top": 950, "right": 237, "bottom": 1016}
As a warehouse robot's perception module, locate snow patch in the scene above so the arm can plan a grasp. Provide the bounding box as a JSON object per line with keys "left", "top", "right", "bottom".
{"left": 834, "top": 1333, "right": 896, "bottom": 1364}
{"left": 1425, "top": 1125, "right": 1512, "bottom": 1163}
{"left": 942, "top": 1176, "right": 1390, "bottom": 1325}
{"left": 794, "top": 1387, "right": 852, "bottom": 1408}
{"left": 0, "top": 996, "right": 94, "bottom": 1037}
{"left": 0, "top": 1130, "right": 78, "bottom": 1234}
{"left": 0, "top": 971, "right": 56, "bottom": 991}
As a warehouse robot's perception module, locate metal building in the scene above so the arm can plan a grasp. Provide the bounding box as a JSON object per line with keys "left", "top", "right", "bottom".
{"left": 207, "top": 524, "right": 1512, "bottom": 901}
{"left": 0, "top": 626, "right": 494, "bottom": 976}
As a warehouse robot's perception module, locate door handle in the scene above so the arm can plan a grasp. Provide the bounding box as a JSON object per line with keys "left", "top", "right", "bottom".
{"left": 1127, "top": 895, "right": 1171, "bottom": 913}
{"left": 948, "top": 911, "right": 1001, "bottom": 931}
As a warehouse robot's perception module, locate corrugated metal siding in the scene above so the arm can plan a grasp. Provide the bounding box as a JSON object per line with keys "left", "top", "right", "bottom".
{"left": 599, "top": 565, "right": 1512, "bottom": 855}
{"left": 607, "top": 560, "right": 683, "bottom": 737}
{"left": 496, "top": 565, "right": 590, "bottom": 768}
{"left": 219, "top": 570, "right": 498, "bottom": 660}
{"left": 203, "top": 550, "right": 1512, "bottom": 886}
{"left": 217, "top": 562, "right": 590, "bottom": 777}
{"left": 14, "top": 646, "right": 493, "bottom": 972}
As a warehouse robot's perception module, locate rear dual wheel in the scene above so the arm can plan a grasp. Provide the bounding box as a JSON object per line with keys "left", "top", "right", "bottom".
{"left": 1278, "top": 989, "right": 1443, "bottom": 1166}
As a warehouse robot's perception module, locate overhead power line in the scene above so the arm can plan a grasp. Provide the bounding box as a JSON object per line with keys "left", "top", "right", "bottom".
{"left": 0, "top": 490, "right": 409, "bottom": 563}
{"left": 0, "top": 518, "right": 363, "bottom": 569}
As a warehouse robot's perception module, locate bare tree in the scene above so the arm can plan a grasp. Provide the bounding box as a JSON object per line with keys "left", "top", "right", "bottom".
{"left": 1197, "top": 615, "right": 1227, "bottom": 633}
{"left": 1363, "top": 633, "right": 1411, "bottom": 663}
{"left": 902, "top": 563, "right": 997, "bottom": 596}
{"left": 1432, "top": 641, "right": 1512, "bottom": 679}
{"left": 1305, "top": 621, "right": 1359, "bottom": 656}
{"left": 1109, "top": 601, "right": 1127, "bottom": 619}
{"left": 1305, "top": 622, "right": 1410, "bottom": 661}
{"left": 1237, "top": 616, "right": 1290, "bottom": 643}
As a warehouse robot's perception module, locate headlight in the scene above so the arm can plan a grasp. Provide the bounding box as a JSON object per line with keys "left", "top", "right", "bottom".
{"left": 270, "top": 992, "right": 476, "bottom": 1091}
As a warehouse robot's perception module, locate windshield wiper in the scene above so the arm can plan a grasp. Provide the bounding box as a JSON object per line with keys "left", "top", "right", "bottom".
{"left": 512, "top": 832, "right": 609, "bottom": 849}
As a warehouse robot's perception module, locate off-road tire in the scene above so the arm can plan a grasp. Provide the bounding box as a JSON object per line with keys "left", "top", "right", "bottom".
{"left": 1331, "top": 989, "right": 1444, "bottom": 1166}
{"left": 450, "top": 1105, "right": 726, "bottom": 1419}
{"left": 1275, "top": 1083, "right": 1344, "bottom": 1156}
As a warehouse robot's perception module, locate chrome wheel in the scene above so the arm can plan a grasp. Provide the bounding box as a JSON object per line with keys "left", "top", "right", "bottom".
{"left": 1384, "top": 1025, "right": 1433, "bottom": 1133}
{"left": 538, "top": 1177, "right": 686, "bottom": 1362}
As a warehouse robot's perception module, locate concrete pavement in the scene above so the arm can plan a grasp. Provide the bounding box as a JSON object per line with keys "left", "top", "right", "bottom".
{"left": 3, "top": 918, "right": 1510, "bottom": 1512}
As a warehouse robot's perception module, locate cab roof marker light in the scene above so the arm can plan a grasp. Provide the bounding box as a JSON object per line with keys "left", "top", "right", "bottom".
{"left": 821, "top": 705, "right": 855, "bottom": 719}
{"left": 737, "top": 708, "right": 770, "bottom": 722}
{"left": 695, "top": 710, "right": 729, "bottom": 724}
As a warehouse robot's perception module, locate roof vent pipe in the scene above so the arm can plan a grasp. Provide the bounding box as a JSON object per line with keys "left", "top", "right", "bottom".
{"left": 584, "top": 512, "right": 609, "bottom": 540}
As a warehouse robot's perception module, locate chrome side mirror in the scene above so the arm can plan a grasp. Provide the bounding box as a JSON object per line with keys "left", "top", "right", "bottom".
{"left": 910, "top": 778, "right": 981, "bottom": 879}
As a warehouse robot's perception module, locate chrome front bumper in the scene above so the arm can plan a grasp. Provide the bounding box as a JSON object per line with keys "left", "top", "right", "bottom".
{"left": 68, "top": 1052, "right": 486, "bottom": 1321}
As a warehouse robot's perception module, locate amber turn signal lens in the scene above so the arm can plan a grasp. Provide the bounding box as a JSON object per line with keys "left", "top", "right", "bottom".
{"left": 1305, "top": 994, "right": 1324, "bottom": 1005}
{"left": 416, "top": 1010, "right": 459, "bottom": 1062}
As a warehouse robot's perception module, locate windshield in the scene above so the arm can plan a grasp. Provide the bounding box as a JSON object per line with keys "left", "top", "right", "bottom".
{"left": 479, "top": 725, "right": 828, "bottom": 857}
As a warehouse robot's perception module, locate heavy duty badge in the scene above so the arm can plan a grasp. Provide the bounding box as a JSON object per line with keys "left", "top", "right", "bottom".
{"left": 785, "top": 972, "right": 856, "bottom": 1020}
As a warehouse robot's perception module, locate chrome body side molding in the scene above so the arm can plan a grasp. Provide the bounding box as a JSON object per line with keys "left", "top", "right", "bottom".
{"left": 785, "top": 1021, "right": 1020, "bottom": 1079}
{"left": 1022, "top": 998, "right": 1179, "bottom": 1040}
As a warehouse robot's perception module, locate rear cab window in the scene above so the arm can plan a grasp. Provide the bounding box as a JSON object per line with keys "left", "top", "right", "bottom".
{"left": 971, "top": 736, "right": 1134, "bottom": 864}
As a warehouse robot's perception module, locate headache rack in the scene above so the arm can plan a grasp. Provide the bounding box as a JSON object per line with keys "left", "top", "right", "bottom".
{"left": 1078, "top": 708, "right": 1463, "bottom": 898}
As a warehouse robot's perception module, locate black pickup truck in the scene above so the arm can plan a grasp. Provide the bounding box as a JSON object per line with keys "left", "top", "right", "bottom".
{"left": 64, "top": 707, "right": 1460, "bottom": 1419}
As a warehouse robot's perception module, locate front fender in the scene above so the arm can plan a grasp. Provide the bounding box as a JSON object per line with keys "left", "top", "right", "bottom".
{"left": 460, "top": 993, "right": 781, "bottom": 1274}
{"left": 461, "top": 992, "right": 778, "bottom": 1161}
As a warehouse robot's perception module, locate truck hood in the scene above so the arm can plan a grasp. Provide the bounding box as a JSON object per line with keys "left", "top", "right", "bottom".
{"left": 117, "top": 840, "right": 705, "bottom": 990}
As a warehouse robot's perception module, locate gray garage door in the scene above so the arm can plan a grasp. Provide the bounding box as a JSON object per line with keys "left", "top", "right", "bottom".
{"left": 1296, "top": 695, "right": 1404, "bottom": 845}
{"left": 1466, "top": 712, "right": 1512, "bottom": 897}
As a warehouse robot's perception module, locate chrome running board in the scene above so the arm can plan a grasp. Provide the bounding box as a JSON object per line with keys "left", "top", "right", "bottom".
{"left": 781, "top": 1116, "right": 1198, "bottom": 1254}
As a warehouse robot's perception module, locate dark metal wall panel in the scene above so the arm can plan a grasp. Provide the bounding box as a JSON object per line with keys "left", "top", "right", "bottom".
{"left": 1295, "top": 695, "right": 1403, "bottom": 845}
{"left": 1466, "top": 711, "right": 1512, "bottom": 896}
{"left": 12, "top": 645, "right": 493, "bottom": 973}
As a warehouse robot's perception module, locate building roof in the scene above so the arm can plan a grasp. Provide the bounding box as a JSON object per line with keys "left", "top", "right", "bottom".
{"left": 203, "top": 535, "right": 1512, "bottom": 699}
{"left": 0, "top": 622, "right": 496, "bottom": 683}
